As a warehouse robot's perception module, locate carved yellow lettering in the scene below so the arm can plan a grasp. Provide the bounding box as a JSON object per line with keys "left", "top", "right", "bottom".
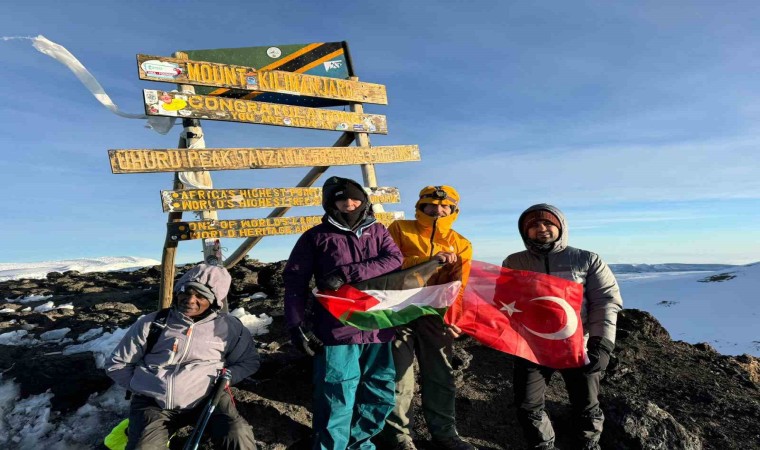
{"left": 200, "top": 64, "right": 212, "bottom": 82}
{"left": 219, "top": 98, "right": 234, "bottom": 112}
{"left": 222, "top": 66, "right": 237, "bottom": 86}
{"left": 204, "top": 97, "right": 219, "bottom": 110}
{"left": 188, "top": 96, "right": 203, "bottom": 109}
{"left": 187, "top": 62, "right": 201, "bottom": 82}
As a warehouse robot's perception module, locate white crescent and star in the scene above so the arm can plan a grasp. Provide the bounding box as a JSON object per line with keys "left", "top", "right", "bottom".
{"left": 499, "top": 296, "right": 577, "bottom": 340}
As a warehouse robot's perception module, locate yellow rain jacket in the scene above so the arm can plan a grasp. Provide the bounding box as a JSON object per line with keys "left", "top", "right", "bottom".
{"left": 387, "top": 186, "right": 472, "bottom": 323}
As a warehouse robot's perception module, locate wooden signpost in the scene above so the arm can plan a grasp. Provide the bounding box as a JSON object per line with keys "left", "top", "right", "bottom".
{"left": 137, "top": 54, "right": 388, "bottom": 105}
{"left": 109, "top": 41, "right": 421, "bottom": 308}
{"left": 144, "top": 90, "right": 388, "bottom": 133}
{"left": 108, "top": 146, "right": 419, "bottom": 173}
{"left": 159, "top": 187, "right": 400, "bottom": 212}
{"left": 166, "top": 212, "right": 404, "bottom": 241}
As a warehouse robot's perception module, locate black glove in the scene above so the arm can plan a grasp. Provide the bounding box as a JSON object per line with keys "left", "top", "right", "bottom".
{"left": 586, "top": 336, "right": 614, "bottom": 374}
{"left": 316, "top": 271, "right": 346, "bottom": 291}
{"left": 289, "top": 326, "right": 324, "bottom": 356}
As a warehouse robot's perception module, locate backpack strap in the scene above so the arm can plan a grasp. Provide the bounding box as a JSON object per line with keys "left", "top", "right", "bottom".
{"left": 126, "top": 308, "right": 171, "bottom": 401}
{"left": 144, "top": 308, "right": 171, "bottom": 356}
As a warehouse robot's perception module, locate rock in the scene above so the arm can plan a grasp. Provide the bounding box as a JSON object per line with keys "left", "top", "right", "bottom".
{"left": 604, "top": 397, "right": 703, "bottom": 449}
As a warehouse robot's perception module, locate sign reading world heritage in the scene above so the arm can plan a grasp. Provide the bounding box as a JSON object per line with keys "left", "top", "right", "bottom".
{"left": 144, "top": 90, "right": 388, "bottom": 133}
{"left": 160, "top": 187, "right": 400, "bottom": 212}
{"left": 137, "top": 54, "right": 387, "bottom": 105}
{"left": 167, "top": 211, "right": 405, "bottom": 241}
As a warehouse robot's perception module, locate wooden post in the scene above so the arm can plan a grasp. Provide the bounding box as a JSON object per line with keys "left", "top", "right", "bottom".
{"left": 157, "top": 51, "right": 216, "bottom": 309}
{"left": 223, "top": 132, "right": 356, "bottom": 268}
{"left": 349, "top": 76, "right": 383, "bottom": 212}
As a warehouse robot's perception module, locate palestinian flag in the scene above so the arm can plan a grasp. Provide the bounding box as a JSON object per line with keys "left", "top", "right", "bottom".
{"left": 315, "top": 260, "right": 461, "bottom": 330}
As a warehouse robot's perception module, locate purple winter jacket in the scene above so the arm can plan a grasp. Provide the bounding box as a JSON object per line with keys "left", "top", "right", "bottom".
{"left": 284, "top": 216, "right": 403, "bottom": 345}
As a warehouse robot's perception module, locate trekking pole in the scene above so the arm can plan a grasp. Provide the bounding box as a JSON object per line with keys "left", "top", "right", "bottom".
{"left": 183, "top": 368, "right": 233, "bottom": 450}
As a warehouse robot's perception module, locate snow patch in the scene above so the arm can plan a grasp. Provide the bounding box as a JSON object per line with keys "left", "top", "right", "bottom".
{"left": 0, "top": 256, "right": 160, "bottom": 282}
{"left": 230, "top": 308, "right": 273, "bottom": 337}
{"left": 63, "top": 328, "right": 127, "bottom": 369}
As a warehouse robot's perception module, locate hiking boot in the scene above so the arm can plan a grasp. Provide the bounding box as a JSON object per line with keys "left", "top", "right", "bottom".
{"left": 431, "top": 435, "right": 476, "bottom": 450}
{"left": 392, "top": 440, "right": 417, "bottom": 450}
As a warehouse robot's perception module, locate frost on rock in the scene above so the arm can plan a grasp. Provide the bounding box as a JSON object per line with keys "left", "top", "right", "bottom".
{"left": 77, "top": 327, "right": 104, "bottom": 342}
{"left": 63, "top": 328, "right": 128, "bottom": 369}
{"left": 0, "top": 376, "right": 129, "bottom": 450}
{"left": 0, "top": 330, "right": 39, "bottom": 346}
{"left": 33, "top": 302, "right": 55, "bottom": 313}
{"left": 230, "top": 307, "right": 273, "bottom": 336}
{"left": 8, "top": 294, "right": 53, "bottom": 305}
{"left": 40, "top": 328, "right": 71, "bottom": 342}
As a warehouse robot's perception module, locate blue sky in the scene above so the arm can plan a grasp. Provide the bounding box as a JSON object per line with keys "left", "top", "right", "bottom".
{"left": 2, "top": 1, "right": 759, "bottom": 265}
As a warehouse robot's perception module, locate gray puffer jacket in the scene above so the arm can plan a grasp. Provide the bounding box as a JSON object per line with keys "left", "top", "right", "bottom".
{"left": 503, "top": 204, "right": 623, "bottom": 344}
{"left": 105, "top": 265, "right": 260, "bottom": 410}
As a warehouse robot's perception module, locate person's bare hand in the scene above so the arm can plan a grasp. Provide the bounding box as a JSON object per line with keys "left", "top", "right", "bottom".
{"left": 447, "top": 323, "right": 463, "bottom": 338}
{"left": 434, "top": 251, "right": 458, "bottom": 265}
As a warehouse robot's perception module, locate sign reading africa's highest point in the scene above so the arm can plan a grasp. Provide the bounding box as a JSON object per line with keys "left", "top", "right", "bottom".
{"left": 143, "top": 90, "right": 387, "bottom": 134}
{"left": 160, "top": 187, "right": 400, "bottom": 212}
{"left": 108, "top": 146, "right": 420, "bottom": 174}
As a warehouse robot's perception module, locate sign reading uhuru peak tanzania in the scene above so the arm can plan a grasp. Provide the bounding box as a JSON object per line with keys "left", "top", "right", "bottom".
{"left": 108, "top": 146, "right": 420, "bottom": 173}
{"left": 160, "top": 187, "right": 400, "bottom": 213}
{"left": 137, "top": 54, "right": 387, "bottom": 105}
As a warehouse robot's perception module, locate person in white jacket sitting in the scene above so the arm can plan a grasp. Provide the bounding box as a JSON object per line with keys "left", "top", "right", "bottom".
{"left": 106, "top": 263, "right": 260, "bottom": 450}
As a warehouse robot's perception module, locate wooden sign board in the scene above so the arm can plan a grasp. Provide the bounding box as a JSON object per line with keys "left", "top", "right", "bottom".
{"left": 167, "top": 212, "right": 404, "bottom": 241}
{"left": 144, "top": 90, "right": 387, "bottom": 133}
{"left": 180, "top": 42, "right": 354, "bottom": 107}
{"left": 160, "top": 187, "right": 400, "bottom": 212}
{"left": 108, "top": 146, "right": 419, "bottom": 174}
{"left": 138, "top": 54, "right": 387, "bottom": 105}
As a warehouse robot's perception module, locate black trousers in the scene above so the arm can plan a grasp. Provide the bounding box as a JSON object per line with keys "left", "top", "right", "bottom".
{"left": 513, "top": 359, "right": 603, "bottom": 449}
{"left": 126, "top": 393, "right": 256, "bottom": 450}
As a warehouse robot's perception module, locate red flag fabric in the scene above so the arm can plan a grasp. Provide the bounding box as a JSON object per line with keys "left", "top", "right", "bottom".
{"left": 452, "top": 260, "right": 586, "bottom": 369}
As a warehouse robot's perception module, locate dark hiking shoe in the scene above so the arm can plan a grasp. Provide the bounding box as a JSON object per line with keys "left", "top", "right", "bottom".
{"left": 392, "top": 440, "right": 417, "bottom": 450}
{"left": 431, "top": 435, "right": 477, "bottom": 450}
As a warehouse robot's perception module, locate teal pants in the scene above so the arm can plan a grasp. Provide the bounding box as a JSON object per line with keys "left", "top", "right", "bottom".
{"left": 312, "top": 343, "right": 396, "bottom": 450}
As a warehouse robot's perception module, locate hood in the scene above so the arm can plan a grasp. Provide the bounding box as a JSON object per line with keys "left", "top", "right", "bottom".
{"left": 414, "top": 185, "right": 460, "bottom": 233}
{"left": 173, "top": 263, "right": 232, "bottom": 309}
{"left": 517, "top": 203, "right": 568, "bottom": 254}
{"left": 322, "top": 176, "right": 372, "bottom": 230}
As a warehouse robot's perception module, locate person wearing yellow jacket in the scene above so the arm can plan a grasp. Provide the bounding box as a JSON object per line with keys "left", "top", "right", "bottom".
{"left": 379, "top": 186, "right": 475, "bottom": 450}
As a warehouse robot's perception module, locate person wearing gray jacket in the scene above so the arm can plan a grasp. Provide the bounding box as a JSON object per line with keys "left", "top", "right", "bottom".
{"left": 106, "top": 264, "right": 260, "bottom": 450}
{"left": 503, "top": 204, "right": 622, "bottom": 450}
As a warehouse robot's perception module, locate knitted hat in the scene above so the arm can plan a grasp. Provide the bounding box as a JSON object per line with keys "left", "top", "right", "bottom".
{"left": 322, "top": 176, "right": 368, "bottom": 209}
{"left": 522, "top": 209, "right": 562, "bottom": 234}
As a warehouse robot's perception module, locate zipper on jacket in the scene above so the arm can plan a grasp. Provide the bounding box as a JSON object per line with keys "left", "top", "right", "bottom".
{"left": 428, "top": 218, "right": 438, "bottom": 258}
{"left": 543, "top": 255, "right": 551, "bottom": 275}
{"left": 167, "top": 324, "right": 195, "bottom": 409}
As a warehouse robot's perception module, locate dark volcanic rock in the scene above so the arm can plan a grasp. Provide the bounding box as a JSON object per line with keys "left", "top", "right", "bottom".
{"left": 0, "top": 265, "right": 759, "bottom": 449}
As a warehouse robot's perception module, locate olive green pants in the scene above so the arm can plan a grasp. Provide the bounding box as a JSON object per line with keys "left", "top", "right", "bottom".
{"left": 380, "top": 315, "right": 457, "bottom": 445}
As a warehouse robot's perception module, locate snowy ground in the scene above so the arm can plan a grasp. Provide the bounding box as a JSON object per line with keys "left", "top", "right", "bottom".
{"left": 617, "top": 263, "right": 760, "bottom": 356}
{"left": 0, "top": 256, "right": 161, "bottom": 282}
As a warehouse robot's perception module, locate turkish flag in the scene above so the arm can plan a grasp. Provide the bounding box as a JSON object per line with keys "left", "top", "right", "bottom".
{"left": 451, "top": 261, "right": 586, "bottom": 369}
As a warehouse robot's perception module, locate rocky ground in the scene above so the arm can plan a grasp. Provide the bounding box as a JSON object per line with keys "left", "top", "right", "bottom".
{"left": 1, "top": 259, "right": 759, "bottom": 449}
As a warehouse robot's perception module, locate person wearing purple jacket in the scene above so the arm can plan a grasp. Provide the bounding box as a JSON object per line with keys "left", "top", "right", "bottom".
{"left": 284, "top": 176, "right": 403, "bottom": 450}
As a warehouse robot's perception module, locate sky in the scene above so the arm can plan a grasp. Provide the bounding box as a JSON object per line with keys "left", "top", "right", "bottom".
{"left": 1, "top": 0, "right": 759, "bottom": 265}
